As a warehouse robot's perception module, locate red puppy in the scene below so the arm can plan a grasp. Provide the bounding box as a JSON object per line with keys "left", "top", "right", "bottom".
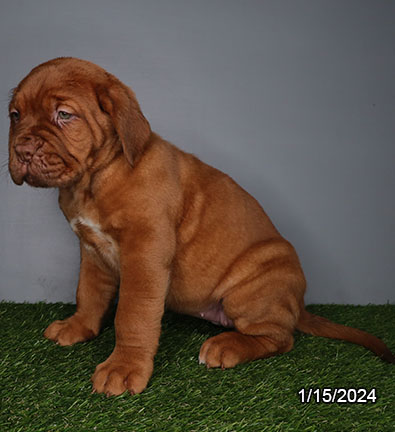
{"left": 8, "top": 58, "right": 394, "bottom": 396}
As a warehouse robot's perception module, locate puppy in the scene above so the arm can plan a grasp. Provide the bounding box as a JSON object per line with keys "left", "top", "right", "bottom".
{"left": 8, "top": 58, "right": 394, "bottom": 396}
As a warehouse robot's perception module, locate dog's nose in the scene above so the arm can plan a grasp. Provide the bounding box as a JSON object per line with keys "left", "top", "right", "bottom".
{"left": 15, "top": 142, "right": 36, "bottom": 163}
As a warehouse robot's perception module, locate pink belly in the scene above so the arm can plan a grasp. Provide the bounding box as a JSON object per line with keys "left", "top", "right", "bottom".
{"left": 193, "top": 302, "right": 234, "bottom": 328}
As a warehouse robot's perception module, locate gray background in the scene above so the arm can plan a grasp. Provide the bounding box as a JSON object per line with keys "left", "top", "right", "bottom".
{"left": 1, "top": 0, "right": 394, "bottom": 304}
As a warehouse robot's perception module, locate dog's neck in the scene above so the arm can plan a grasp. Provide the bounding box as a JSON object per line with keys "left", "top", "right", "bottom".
{"left": 58, "top": 147, "right": 127, "bottom": 221}
{"left": 57, "top": 132, "right": 160, "bottom": 226}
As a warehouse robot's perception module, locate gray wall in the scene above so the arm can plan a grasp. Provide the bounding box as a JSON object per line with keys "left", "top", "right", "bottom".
{"left": 1, "top": 0, "right": 394, "bottom": 304}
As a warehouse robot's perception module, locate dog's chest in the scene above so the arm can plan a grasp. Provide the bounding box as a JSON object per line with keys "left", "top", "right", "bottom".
{"left": 70, "top": 216, "right": 119, "bottom": 271}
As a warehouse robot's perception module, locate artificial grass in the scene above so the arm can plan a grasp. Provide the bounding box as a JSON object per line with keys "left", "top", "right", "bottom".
{"left": 0, "top": 303, "right": 394, "bottom": 432}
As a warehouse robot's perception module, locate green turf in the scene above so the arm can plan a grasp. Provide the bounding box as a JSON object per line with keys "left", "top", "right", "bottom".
{"left": 0, "top": 303, "right": 394, "bottom": 432}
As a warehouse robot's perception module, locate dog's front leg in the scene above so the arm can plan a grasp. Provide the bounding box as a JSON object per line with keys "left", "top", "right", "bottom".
{"left": 44, "top": 243, "right": 118, "bottom": 346}
{"left": 91, "top": 227, "right": 174, "bottom": 396}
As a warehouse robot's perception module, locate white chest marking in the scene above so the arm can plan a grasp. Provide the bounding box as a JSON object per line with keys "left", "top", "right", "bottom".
{"left": 70, "top": 217, "right": 119, "bottom": 271}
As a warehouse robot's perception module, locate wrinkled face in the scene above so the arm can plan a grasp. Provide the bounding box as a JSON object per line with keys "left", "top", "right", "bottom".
{"left": 8, "top": 57, "right": 151, "bottom": 188}
{"left": 8, "top": 59, "right": 115, "bottom": 187}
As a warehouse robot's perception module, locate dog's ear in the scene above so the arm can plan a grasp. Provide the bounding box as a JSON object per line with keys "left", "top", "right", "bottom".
{"left": 96, "top": 77, "right": 151, "bottom": 165}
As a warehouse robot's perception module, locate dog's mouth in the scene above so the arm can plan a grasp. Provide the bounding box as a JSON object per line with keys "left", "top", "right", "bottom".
{"left": 9, "top": 161, "right": 28, "bottom": 185}
{"left": 9, "top": 149, "right": 72, "bottom": 188}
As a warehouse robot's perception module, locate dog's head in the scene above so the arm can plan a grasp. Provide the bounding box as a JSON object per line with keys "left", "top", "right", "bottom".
{"left": 8, "top": 57, "right": 151, "bottom": 187}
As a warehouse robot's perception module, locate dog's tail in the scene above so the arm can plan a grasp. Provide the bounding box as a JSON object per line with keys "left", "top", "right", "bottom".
{"left": 296, "top": 309, "right": 395, "bottom": 363}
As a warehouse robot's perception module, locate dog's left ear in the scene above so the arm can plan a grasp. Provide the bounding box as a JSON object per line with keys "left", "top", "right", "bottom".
{"left": 96, "top": 76, "right": 151, "bottom": 165}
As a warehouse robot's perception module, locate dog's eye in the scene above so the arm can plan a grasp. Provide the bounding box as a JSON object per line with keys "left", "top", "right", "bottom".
{"left": 58, "top": 111, "right": 72, "bottom": 120}
{"left": 10, "top": 110, "right": 20, "bottom": 122}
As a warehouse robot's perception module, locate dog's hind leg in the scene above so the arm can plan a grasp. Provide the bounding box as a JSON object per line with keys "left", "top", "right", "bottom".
{"left": 199, "top": 238, "right": 306, "bottom": 368}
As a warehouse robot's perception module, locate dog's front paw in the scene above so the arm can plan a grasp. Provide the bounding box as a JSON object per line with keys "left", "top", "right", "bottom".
{"left": 44, "top": 316, "right": 96, "bottom": 346}
{"left": 91, "top": 348, "right": 153, "bottom": 396}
